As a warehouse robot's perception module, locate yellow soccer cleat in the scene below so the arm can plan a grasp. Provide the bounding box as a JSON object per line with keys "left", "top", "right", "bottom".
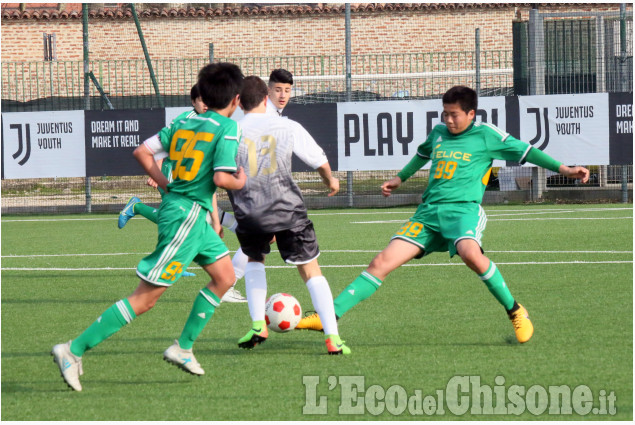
{"left": 508, "top": 304, "right": 534, "bottom": 343}
{"left": 295, "top": 312, "right": 323, "bottom": 332}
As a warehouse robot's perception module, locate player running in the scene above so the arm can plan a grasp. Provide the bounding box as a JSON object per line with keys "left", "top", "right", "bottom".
{"left": 117, "top": 84, "right": 246, "bottom": 301}
{"left": 297, "top": 85, "right": 590, "bottom": 344}
{"left": 52, "top": 63, "right": 246, "bottom": 391}
{"left": 229, "top": 76, "right": 350, "bottom": 355}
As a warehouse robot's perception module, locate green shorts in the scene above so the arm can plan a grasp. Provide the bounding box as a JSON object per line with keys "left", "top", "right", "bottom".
{"left": 136, "top": 193, "right": 229, "bottom": 286}
{"left": 391, "top": 203, "right": 487, "bottom": 258}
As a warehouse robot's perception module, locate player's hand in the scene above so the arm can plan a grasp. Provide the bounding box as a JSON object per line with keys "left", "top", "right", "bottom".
{"left": 234, "top": 166, "right": 247, "bottom": 186}
{"left": 215, "top": 223, "right": 224, "bottom": 238}
{"left": 325, "top": 176, "right": 339, "bottom": 197}
{"left": 560, "top": 165, "right": 590, "bottom": 184}
{"left": 146, "top": 176, "right": 158, "bottom": 188}
{"left": 381, "top": 176, "right": 402, "bottom": 197}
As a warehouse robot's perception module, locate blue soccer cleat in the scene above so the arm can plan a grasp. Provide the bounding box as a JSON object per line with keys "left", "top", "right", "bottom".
{"left": 181, "top": 270, "right": 196, "bottom": 277}
{"left": 118, "top": 196, "right": 140, "bottom": 229}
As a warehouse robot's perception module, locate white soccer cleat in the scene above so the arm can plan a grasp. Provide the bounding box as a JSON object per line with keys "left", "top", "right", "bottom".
{"left": 51, "top": 341, "right": 83, "bottom": 391}
{"left": 163, "top": 340, "right": 205, "bottom": 375}
{"left": 221, "top": 287, "right": 248, "bottom": 303}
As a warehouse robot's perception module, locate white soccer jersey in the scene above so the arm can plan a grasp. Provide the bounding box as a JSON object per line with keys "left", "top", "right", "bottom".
{"left": 266, "top": 98, "right": 283, "bottom": 116}
{"left": 228, "top": 112, "right": 328, "bottom": 233}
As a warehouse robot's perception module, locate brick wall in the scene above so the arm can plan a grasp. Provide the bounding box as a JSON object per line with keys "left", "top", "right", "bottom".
{"left": 1, "top": 3, "right": 629, "bottom": 102}
{"left": 3, "top": 4, "right": 627, "bottom": 62}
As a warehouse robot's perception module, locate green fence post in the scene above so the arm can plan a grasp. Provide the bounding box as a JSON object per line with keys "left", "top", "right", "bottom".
{"left": 83, "top": 3, "right": 92, "bottom": 213}
{"left": 130, "top": 3, "right": 164, "bottom": 108}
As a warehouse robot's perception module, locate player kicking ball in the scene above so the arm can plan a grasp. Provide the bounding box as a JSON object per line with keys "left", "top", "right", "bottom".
{"left": 297, "top": 85, "right": 590, "bottom": 344}
{"left": 229, "top": 76, "right": 350, "bottom": 355}
{"left": 52, "top": 63, "right": 247, "bottom": 391}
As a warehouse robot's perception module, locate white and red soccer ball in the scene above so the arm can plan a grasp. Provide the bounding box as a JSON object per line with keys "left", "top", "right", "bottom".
{"left": 265, "top": 293, "right": 302, "bottom": 333}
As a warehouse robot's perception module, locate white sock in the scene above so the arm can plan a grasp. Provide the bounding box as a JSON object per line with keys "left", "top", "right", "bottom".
{"left": 306, "top": 276, "right": 338, "bottom": 336}
{"left": 219, "top": 208, "right": 238, "bottom": 233}
{"left": 232, "top": 247, "right": 249, "bottom": 281}
{"left": 245, "top": 262, "right": 267, "bottom": 322}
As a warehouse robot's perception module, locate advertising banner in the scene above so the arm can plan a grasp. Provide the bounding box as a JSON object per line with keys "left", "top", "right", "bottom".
{"left": 84, "top": 109, "right": 164, "bottom": 176}
{"left": 1, "top": 111, "right": 85, "bottom": 179}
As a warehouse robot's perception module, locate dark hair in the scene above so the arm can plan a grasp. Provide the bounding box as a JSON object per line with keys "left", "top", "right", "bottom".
{"left": 240, "top": 76, "right": 269, "bottom": 112}
{"left": 268, "top": 68, "right": 293, "bottom": 86}
{"left": 442, "top": 85, "right": 478, "bottom": 113}
{"left": 190, "top": 84, "right": 199, "bottom": 101}
{"left": 197, "top": 62, "right": 244, "bottom": 110}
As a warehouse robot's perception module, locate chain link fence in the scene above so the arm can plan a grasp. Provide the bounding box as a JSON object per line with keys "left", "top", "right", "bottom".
{"left": 1, "top": 3, "right": 632, "bottom": 214}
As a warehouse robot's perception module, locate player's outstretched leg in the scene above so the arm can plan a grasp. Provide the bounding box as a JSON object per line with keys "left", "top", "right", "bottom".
{"left": 238, "top": 320, "right": 268, "bottom": 349}
{"left": 118, "top": 196, "right": 140, "bottom": 228}
{"left": 163, "top": 340, "right": 205, "bottom": 375}
{"left": 51, "top": 340, "right": 83, "bottom": 391}
{"left": 296, "top": 271, "right": 381, "bottom": 332}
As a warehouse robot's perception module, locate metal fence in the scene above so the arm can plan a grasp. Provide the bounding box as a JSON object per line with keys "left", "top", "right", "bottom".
{"left": 1, "top": 50, "right": 515, "bottom": 111}
{"left": 1, "top": 3, "right": 632, "bottom": 214}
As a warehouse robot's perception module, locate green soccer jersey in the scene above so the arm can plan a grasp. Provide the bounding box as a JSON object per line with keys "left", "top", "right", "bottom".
{"left": 160, "top": 110, "right": 240, "bottom": 212}
{"left": 417, "top": 121, "right": 531, "bottom": 204}
{"left": 158, "top": 109, "right": 198, "bottom": 196}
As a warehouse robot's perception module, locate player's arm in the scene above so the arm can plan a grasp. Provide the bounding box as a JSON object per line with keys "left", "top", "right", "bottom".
{"left": 291, "top": 122, "right": 339, "bottom": 197}
{"left": 213, "top": 122, "right": 246, "bottom": 190}
{"left": 524, "top": 147, "right": 590, "bottom": 183}
{"left": 210, "top": 193, "right": 223, "bottom": 238}
{"left": 383, "top": 138, "right": 431, "bottom": 197}
{"left": 483, "top": 124, "right": 590, "bottom": 184}
{"left": 316, "top": 162, "right": 339, "bottom": 197}
{"left": 213, "top": 167, "right": 246, "bottom": 191}
{"left": 134, "top": 135, "right": 169, "bottom": 192}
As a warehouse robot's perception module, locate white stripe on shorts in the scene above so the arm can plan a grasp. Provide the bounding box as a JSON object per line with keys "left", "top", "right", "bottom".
{"left": 148, "top": 203, "right": 201, "bottom": 282}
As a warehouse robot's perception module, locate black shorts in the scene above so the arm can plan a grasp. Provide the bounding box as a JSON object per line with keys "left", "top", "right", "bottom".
{"left": 236, "top": 221, "right": 320, "bottom": 264}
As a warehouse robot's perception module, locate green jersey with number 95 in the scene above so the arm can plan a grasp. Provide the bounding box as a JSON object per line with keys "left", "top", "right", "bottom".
{"left": 418, "top": 121, "right": 531, "bottom": 204}
{"left": 156, "top": 111, "right": 240, "bottom": 212}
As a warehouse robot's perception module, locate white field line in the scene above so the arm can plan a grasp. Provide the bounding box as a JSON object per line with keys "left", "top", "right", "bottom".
{"left": 353, "top": 216, "right": 632, "bottom": 224}
{"left": 2, "top": 207, "right": 632, "bottom": 223}
{"left": 2, "top": 249, "right": 632, "bottom": 258}
{"left": 2, "top": 260, "right": 632, "bottom": 272}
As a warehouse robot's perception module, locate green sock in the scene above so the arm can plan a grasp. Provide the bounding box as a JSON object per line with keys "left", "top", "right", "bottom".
{"left": 479, "top": 261, "right": 515, "bottom": 310}
{"left": 333, "top": 271, "right": 382, "bottom": 317}
{"left": 178, "top": 287, "right": 220, "bottom": 350}
{"left": 70, "top": 299, "right": 137, "bottom": 357}
{"left": 133, "top": 202, "right": 158, "bottom": 223}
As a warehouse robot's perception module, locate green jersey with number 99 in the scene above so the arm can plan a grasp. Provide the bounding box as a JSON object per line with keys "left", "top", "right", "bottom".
{"left": 417, "top": 121, "right": 531, "bottom": 204}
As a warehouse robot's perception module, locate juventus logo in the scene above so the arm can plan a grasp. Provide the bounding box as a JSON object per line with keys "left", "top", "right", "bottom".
{"left": 526, "top": 108, "right": 550, "bottom": 151}
{"left": 10, "top": 123, "right": 31, "bottom": 166}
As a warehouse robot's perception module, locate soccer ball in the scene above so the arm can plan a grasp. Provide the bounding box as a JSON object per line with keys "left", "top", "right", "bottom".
{"left": 265, "top": 293, "right": 302, "bottom": 333}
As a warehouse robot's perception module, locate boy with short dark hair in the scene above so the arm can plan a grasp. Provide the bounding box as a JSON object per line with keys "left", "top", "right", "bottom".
{"left": 52, "top": 63, "right": 247, "bottom": 391}
{"left": 297, "top": 85, "right": 590, "bottom": 344}
{"left": 230, "top": 76, "right": 350, "bottom": 355}
{"left": 267, "top": 68, "right": 294, "bottom": 115}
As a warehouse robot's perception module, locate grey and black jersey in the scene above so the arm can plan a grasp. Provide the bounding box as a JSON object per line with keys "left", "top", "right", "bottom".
{"left": 228, "top": 113, "right": 328, "bottom": 233}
